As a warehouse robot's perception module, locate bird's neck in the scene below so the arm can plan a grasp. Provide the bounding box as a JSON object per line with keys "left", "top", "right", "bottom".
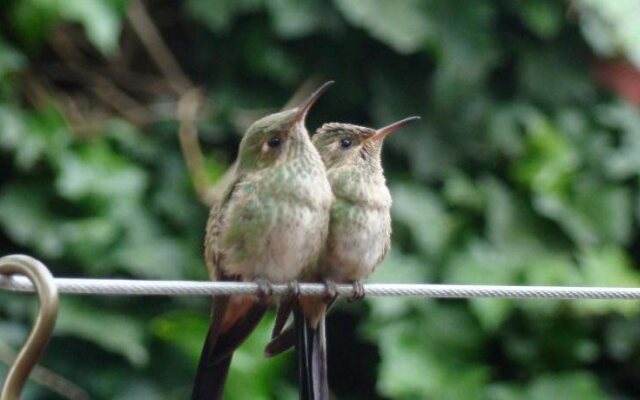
{"left": 287, "top": 126, "right": 312, "bottom": 156}
{"left": 286, "top": 128, "right": 323, "bottom": 169}
{"left": 329, "top": 164, "right": 388, "bottom": 207}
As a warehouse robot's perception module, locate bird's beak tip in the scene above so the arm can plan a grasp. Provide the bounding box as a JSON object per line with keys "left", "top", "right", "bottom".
{"left": 368, "top": 115, "right": 421, "bottom": 142}
{"left": 294, "top": 80, "right": 335, "bottom": 124}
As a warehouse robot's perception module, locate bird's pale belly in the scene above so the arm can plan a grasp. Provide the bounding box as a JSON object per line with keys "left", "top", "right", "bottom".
{"left": 321, "top": 206, "right": 390, "bottom": 282}
{"left": 223, "top": 201, "right": 329, "bottom": 283}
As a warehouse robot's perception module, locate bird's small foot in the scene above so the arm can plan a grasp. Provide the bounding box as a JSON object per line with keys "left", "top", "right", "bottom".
{"left": 322, "top": 278, "right": 338, "bottom": 303}
{"left": 286, "top": 280, "right": 301, "bottom": 299}
{"left": 254, "top": 278, "right": 273, "bottom": 303}
{"left": 347, "top": 280, "right": 365, "bottom": 302}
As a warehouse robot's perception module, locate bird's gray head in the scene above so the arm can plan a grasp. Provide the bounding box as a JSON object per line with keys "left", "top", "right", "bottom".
{"left": 312, "top": 116, "right": 420, "bottom": 170}
{"left": 238, "top": 81, "right": 334, "bottom": 171}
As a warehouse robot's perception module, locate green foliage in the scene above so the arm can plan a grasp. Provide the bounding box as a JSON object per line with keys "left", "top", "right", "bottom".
{"left": 56, "top": 299, "right": 148, "bottom": 366}
{"left": 8, "top": 0, "right": 125, "bottom": 54}
{"left": 577, "top": 0, "right": 640, "bottom": 68}
{"left": 2, "top": 0, "right": 640, "bottom": 399}
{"left": 333, "top": 0, "right": 434, "bottom": 54}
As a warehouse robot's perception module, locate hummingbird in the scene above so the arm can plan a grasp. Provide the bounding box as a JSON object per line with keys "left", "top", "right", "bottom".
{"left": 191, "top": 81, "right": 334, "bottom": 400}
{"left": 311, "top": 116, "right": 420, "bottom": 290}
{"left": 266, "top": 116, "right": 421, "bottom": 364}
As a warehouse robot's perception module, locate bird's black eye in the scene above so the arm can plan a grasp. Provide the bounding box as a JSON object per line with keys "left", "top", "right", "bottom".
{"left": 267, "top": 137, "right": 281, "bottom": 148}
{"left": 340, "top": 138, "right": 352, "bottom": 149}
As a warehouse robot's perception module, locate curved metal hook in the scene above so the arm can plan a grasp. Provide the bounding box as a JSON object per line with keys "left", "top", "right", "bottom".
{"left": 0, "top": 255, "right": 59, "bottom": 400}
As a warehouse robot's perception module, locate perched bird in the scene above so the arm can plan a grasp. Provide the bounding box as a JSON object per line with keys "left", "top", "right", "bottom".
{"left": 312, "top": 116, "right": 420, "bottom": 291}
{"left": 266, "top": 117, "right": 420, "bottom": 363}
{"left": 191, "top": 81, "right": 334, "bottom": 400}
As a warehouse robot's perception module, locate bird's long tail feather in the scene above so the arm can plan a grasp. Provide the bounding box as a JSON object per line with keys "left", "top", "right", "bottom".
{"left": 191, "top": 297, "right": 268, "bottom": 400}
{"left": 294, "top": 305, "right": 329, "bottom": 400}
{"left": 308, "top": 317, "right": 329, "bottom": 400}
{"left": 294, "top": 306, "right": 312, "bottom": 400}
{"left": 191, "top": 327, "right": 233, "bottom": 400}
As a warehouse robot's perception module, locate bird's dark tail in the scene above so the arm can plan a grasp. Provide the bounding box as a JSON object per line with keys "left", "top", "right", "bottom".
{"left": 191, "top": 328, "right": 232, "bottom": 400}
{"left": 294, "top": 307, "right": 311, "bottom": 400}
{"left": 308, "top": 317, "right": 329, "bottom": 400}
{"left": 192, "top": 297, "right": 268, "bottom": 400}
{"left": 294, "top": 305, "right": 329, "bottom": 400}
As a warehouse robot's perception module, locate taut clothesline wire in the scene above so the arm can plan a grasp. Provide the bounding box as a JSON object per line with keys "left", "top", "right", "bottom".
{"left": 3, "top": 275, "right": 640, "bottom": 301}
{"left": 1, "top": 254, "right": 640, "bottom": 300}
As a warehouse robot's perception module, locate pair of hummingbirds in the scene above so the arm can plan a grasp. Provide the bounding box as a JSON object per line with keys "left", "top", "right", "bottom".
{"left": 191, "top": 81, "right": 419, "bottom": 400}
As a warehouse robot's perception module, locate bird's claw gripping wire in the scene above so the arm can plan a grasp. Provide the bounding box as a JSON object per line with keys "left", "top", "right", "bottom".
{"left": 322, "top": 278, "right": 338, "bottom": 303}
{"left": 347, "top": 280, "right": 365, "bottom": 302}
{"left": 254, "top": 278, "right": 273, "bottom": 302}
{"left": 287, "top": 280, "right": 301, "bottom": 299}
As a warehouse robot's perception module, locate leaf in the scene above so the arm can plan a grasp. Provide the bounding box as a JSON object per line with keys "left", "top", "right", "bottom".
{"left": 429, "top": 1, "right": 499, "bottom": 113}
{"left": 265, "top": 0, "right": 331, "bottom": 38}
{"left": 573, "top": 246, "right": 640, "bottom": 315}
{"left": 186, "top": 0, "right": 237, "bottom": 32}
{"left": 60, "top": 0, "right": 123, "bottom": 55}
{"left": 371, "top": 310, "right": 488, "bottom": 399}
{"left": 531, "top": 179, "right": 632, "bottom": 247}
{"left": 0, "top": 105, "right": 28, "bottom": 158}
{"left": 487, "top": 103, "right": 539, "bottom": 159}
{"left": 111, "top": 232, "right": 187, "bottom": 279}
{"left": 113, "top": 382, "right": 163, "bottom": 400}
{"left": 517, "top": 45, "right": 595, "bottom": 106}
{"left": 572, "top": 180, "right": 632, "bottom": 245}
{"left": 443, "top": 171, "right": 485, "bottom": 211}
{"left": 513, "top": 114, "right": 579, "bottom": 195}
{"left": 152, "top": 310, "right": 209, "bottom": 360}
{"left": 9, "top": 0, "right": 123, "bottom": 55}
{"left": 598, "top": 103, "right": 640, "bottom": 179}
{"left": 0, "top": 184, "right": 66, "bottom": 258}
{"left": 513, "top": 114, "right": 633, "bottom": 247}
{"left": 482, "top": 178, "right": 543, "bottom": 250}
{"left": 0, "top": 39, "right": 26, "bottom": 78}
{"left": 55, "top": 299, "right": 149, "bottom": 367}
{"left": 516, "top": 0, "right": 564, "bottom": 39}
{"left": 9, "top": 0, "right": 60, "bottom": 50}
{"left": 391, "top": 183, "right": 457, "bottom": 257}
{"left": 61, "top": 217, "right": 120, "bottom": 263}
{"left": 186, "top": 0, "right": 262, "bottom": 32}
{"left": 604, "top": 318, "right": 640, "bottom": 361}
{"left": 106, "top": 119, "right": 161, "bottom": 161}
{"left": 524, "top": 372, "right": 607, "bottom": 400}
{"left": 577, "top": 0, "right": 640, "bottom": 69}
{"left": 243, "top": 39, "right": 302, "bottom": 85}
{"left": 0, "top": 105, "right": 71, "bottom": 170}
{"left": 54, "top": 141, "right": 148, "bottom": 201}
{"left": 333, "top": 0, "right": 434, "bottom": 54}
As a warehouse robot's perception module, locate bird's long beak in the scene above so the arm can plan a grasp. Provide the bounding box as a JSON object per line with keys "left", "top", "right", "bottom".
{"left": 293, "top": 80, "right": 335, "bottom": 124}
{"left": 364, "top": 116, "right": 421, "bottom": 143}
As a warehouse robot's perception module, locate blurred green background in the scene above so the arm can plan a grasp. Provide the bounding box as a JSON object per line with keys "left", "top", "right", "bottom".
{"left": 2, "top": 0, "right": 640, "bottom": 399}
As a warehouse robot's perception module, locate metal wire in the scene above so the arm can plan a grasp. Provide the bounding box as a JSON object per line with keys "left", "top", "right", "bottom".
{"left": 2, "top": 274, "right": 640, "bottom": 300}
{"left": 2, "top": 254, "right": 640, "bottom": 300}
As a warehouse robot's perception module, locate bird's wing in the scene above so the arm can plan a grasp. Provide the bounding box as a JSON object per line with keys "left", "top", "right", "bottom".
{"left": 193, "top": 174, "right": 270, "bottom": 400}
{"left": 204, "top": 172, "right": 244, "bottom": 280}
{"left": 271, "top": 298, "right": 294, "bottom": 339}
{"left": 202, "top": 173, "right": 245, "bottom": 350}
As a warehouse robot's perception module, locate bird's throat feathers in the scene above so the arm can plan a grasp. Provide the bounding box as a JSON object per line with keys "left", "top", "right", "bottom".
{"left": 329, "top": 165, "right": 389, "bottom": 208}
